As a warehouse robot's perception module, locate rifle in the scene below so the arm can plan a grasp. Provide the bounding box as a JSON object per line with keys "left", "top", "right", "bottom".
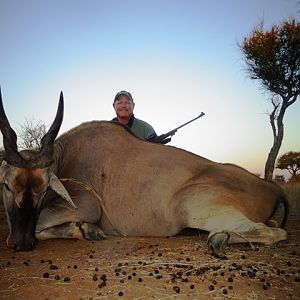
{"left": 148, "top": 112, "right": 205, "bottom": 144}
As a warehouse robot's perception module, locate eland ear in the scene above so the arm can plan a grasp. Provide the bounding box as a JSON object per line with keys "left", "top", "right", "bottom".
{"left": 49, "top": 172, "right": 77, "bottom": 209}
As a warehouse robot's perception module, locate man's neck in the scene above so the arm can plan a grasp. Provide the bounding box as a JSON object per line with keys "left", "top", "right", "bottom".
{"left": 116, "top": 114, "right": 134, "bottom": 127}
{"left": 117, "top": 117, "right": 130, "bottom": 125}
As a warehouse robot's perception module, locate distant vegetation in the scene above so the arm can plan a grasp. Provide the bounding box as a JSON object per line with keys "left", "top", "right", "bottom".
{"left": 277, "top": 151, "right": 300, "bottom": 178}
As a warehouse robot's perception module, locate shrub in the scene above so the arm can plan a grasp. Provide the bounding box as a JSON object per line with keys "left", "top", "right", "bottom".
{"left": 283, "top": 182, "right": 300, "bottom": 216}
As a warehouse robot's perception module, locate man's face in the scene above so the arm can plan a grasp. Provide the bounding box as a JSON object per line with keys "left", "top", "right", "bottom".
{"left": 113, "top": 95, "right": 135, "bottom": 119}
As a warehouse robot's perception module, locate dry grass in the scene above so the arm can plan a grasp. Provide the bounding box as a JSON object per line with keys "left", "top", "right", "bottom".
{"left": 282, "top": 182, "right": 300, "bottom": 217}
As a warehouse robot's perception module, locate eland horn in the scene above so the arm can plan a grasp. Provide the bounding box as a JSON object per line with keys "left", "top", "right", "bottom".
{"left": 38, "top": 92, "right": 64, "bottom": 167}
{"left": 0, "top": 87, "right": 24, "bottom": 167}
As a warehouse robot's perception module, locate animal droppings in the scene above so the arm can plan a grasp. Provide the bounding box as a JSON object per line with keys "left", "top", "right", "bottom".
{"left": 247, "top": 270, "right": 256, "bottom": 278}
{"left": 177, "top": 271, "right": 183, "bottom": 277}
{"left": 100, "top": 274, "right": 107, "bottom": 281}
{"left": 49, "top": 264, "right": 58, "bottom": 270}
{"left": 98, "top": 281, "right": 106, "bottom": 288}
{"left": 92, "top": 274, "right": 98, "bottom": 281}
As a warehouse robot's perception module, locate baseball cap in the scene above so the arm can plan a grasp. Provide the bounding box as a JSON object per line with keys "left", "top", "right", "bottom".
{"left": 114, "top": 91, "right": 134, "bottom": 103}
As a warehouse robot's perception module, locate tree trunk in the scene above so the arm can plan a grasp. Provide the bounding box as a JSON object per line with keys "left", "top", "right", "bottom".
{"left": 264, "top": 138, "right": 283, "bottom": 181}
{"left": 264, "top": 105, "right": 285, "bottom": 181}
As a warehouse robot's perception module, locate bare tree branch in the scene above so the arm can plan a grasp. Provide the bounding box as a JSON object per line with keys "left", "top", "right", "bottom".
{"left": 17, "top": 118, "right": 47, "bottom": 150}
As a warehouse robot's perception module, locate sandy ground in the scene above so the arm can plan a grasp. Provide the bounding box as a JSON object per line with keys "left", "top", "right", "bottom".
{"left": 0, "top": 206, "right": 299, "bottom": 300}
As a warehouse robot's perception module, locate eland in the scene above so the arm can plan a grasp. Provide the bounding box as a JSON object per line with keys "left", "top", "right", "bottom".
{"left": 0, "top": 90, "right": 289, "bottom": 255}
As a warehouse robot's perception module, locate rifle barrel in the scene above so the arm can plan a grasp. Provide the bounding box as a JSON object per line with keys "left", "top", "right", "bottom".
{"left": 174, "top": 112, "right": 205, "bottom": 131}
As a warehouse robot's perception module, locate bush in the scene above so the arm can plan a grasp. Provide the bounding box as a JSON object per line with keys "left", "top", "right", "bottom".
{"left": 283, "top": 182, "right": 300, "bottom": 217}
{"left": 275, "top": 175, "right": 285, "bottom": 183}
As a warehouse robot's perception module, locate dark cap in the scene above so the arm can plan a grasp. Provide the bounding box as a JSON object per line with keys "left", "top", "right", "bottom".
{"left": 114, "top": 90, "right": 134, "bottom": 103}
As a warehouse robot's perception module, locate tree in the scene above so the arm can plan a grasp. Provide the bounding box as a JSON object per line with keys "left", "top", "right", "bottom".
{"left": 239, "top": 19, "right": 300, "bottom": 181}
{"left": 277, "top": 151, "right": 300, "bottom": 178}
{"left": 17, "top": 117, "right": 47, "bottom": 149}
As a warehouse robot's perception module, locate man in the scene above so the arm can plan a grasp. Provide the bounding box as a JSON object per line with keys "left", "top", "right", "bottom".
{"left": 112, "top": 90, "right": 157, "bottom": 141}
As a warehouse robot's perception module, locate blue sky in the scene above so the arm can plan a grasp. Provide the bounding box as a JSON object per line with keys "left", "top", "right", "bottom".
{"left": 0, "top": 0, "right": 299, "bottom": 177}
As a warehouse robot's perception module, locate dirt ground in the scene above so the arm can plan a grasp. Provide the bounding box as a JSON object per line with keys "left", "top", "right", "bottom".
{"left": 0, "top": 205, "right": 299, "bottom": 300}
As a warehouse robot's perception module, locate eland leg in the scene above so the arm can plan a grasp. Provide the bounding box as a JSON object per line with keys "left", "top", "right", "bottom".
{"left": 36, "top": 222, "right": 107, "bottom": 240}
{"left": 175, "top": 189, "right": 287, "bottom": 256}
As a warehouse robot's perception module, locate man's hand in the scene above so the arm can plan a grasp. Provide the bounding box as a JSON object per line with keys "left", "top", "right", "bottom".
{"left": 147, "top": 135, "right": 171, "bottom": 144}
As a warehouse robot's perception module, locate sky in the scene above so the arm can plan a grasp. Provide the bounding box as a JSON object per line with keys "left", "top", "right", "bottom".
{"left": 0, "top": 0, "right": 299, "bottom": 178}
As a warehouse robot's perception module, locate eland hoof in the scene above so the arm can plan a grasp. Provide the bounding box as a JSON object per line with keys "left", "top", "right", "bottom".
{"left": 208, "top": 231, "right": 230, "bottom": 258}
{"left": 80, "top": 223, "right": 108, "bottom": 240}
